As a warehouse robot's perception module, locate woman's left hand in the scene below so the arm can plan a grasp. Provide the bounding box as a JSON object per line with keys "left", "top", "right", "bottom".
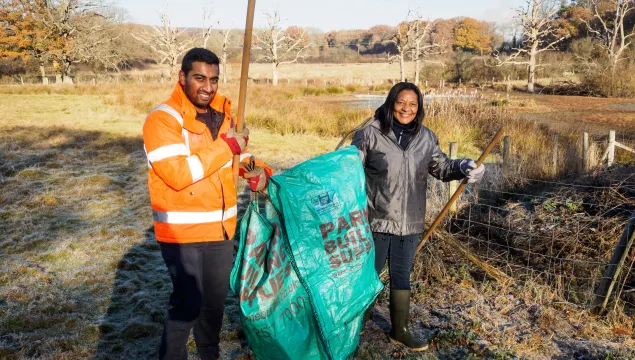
{"left": 460, "top": 159, "right": 485, "bottom": 184}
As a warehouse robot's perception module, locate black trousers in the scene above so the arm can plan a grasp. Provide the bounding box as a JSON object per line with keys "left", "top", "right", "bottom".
{"left": 373, "top": 232, "right": 421, "bottom": 290}
{"left": 158, "top": 240, "right": 234, "bottom": 360}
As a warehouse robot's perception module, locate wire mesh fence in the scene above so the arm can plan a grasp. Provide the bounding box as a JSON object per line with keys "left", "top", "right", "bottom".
{"left": 426, "top": 146, "right": 635, "bottom": 314}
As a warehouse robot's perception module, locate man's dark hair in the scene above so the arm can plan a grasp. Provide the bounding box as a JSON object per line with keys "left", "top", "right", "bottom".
{"left": 375, "top": 82, "right": 425, "bottom": 134}
{"left": 181, "top": 48, "right": 220, "bottom": 75}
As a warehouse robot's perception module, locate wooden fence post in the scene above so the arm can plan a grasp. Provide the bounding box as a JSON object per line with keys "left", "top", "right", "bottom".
{"left": 593, "top": 209, "right": 635, "bottom": 313}
{"left": 608, "top": 130, "right": 616, "bottom": 167}
{"left": 553, "top": 133, "right": 559, "bottom": 175}
{"left": 582, "top": 132, "right": 589, "bottom": 172}
{"left": 449, "top": 142, "right": 458, "bottom": 214}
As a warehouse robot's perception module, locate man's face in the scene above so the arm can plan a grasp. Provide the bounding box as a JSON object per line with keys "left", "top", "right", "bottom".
{"left": 179, "top": 61, "right": 220, "bottom": 113}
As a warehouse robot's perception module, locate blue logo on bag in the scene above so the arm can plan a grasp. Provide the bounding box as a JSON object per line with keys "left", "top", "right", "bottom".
{"left": 310, "top": 191, "right": 340, "bottom": 214}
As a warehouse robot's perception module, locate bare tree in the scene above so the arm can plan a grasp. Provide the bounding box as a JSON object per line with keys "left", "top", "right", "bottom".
{"left": 387, "top": 10, "right": 444, "bottom": 84}
{"left": 387, "top": 21, "right": 411, "bottom": 82}
{"left": 219, "top": 26, "right": 232, "bottom": 84}
{"left": 68, "top": 8, "right": 125, "bottom": 73}
{"left": 254, "top": 9, "right": 310, "bottom": 86}
{"left": 584, "top": 0, "right": 635, "bottom": 70}
{"left": 408, "top": 13, "right": 445, "bottom": 86}
{"left": 36, "top": 0, "right": 124, "bottom": 84}
{"left": 201, "top": 5, "right": 213, "bottom": 49}
{"left": 494, "top": 0, "right": 569, "bottom": 93}
{"left": 132, "top": 11, "right": 196, "bottom": 79}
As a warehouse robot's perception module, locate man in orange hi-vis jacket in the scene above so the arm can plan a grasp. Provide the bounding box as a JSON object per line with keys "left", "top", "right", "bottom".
{"left": 143, "top": 48, "right": 271, "bottom": 360}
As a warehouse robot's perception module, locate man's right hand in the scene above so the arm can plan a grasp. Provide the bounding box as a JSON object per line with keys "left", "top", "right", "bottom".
{"left": 221, "top": 127, "right": 249, "bottom": 154}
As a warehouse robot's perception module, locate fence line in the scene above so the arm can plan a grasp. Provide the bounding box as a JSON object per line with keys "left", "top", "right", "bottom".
{"left": 442, "top": 186, "right": 635, "bottom": 310}
{"left": 430, "top": 134, "right": 635, "bottom": 314}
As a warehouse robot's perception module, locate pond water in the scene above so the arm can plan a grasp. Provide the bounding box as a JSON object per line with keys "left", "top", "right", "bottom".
{"left": 606, "top": 103, "right": 635, "bottom": 111}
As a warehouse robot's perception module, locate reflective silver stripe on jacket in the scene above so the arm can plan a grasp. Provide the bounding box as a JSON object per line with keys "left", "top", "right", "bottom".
{"left": 152, "top": 205, "right": 238, "bottom": 224}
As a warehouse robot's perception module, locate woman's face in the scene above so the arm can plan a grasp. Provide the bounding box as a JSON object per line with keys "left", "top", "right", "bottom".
{"left": 393, "top": 89, "right": 418, "bottom": 125}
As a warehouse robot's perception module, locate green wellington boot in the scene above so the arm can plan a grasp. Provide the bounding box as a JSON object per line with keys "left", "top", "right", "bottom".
{"left": 388, "top": 289, "right": 428, "bottom": 351}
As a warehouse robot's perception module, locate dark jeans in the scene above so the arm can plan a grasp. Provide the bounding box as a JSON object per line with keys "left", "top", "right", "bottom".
{"left": 159, "top": 240, "right": 234, "bottom": 360}
{"left": 373, "top": 232, "right": 421, "bottom": 291}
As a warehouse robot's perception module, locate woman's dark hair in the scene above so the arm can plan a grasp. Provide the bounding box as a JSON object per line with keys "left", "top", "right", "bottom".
{"left": 375, "top": 82, "right": 425, "bottom": 134}
{"left": 181, "top": 48, "right": 220, "bottom": 75}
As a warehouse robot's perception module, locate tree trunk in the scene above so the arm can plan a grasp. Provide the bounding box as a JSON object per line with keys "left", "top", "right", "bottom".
{"left": 222, "top": 53, "right": 228, "bottom": 85}
{"left": 62, "top": 60, "right": 73, "bottom": 84}
{"left": 609, "top": 52, "right": 620, "bottom": 74}
{"left": 414, "top": 58, "right": 421, "bottom": 86}
{"left": 272, "top": 62, "right": 279, "bottom": 86}
{"left": 399, "top": 54, "right": 405, "bottom": 82}
{"left": 53, "top": 59, "right": 62, "bottom": 84}
{"left": 170, "top": 57, "right": 178, "bottom": 80}
{"left": 39, "top": 63, "right": 48, "bottom": 85}
{"left": 527, "top": 43, "right": 538, "bottom": 93}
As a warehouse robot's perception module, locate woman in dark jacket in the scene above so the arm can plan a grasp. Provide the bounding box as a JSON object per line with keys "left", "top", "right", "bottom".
{"left": 352, "top": 82, "right": 484, "bottom": 351}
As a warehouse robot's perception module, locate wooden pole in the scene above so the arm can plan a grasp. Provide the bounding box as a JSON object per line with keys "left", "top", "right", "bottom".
{"left": 608, "top": 130, "right": 616, "bottom": 167}
{"left": 553, "top": 133, "right": 559, "bottom": 175}
{"left": 593, "top": 209, "right": 635, "bottom": 313}
{"left": 502, "top": 136, "right": 511, "bottom": 164}
{"left": 416, "top": 128, "right": 505, "bottom": 254}
{"left": 615, "top": 141, "right": 635, "bottom": 154}
{"left": 449, "top": 142, "right": 458, "bottom": 214}
{"left": 502, "top": 135, "right": 510, "bottom": 175}
{"left": 435, "top": 232, "right": 514, "bottom": 285}
{"left": 582, "top": 133, "right": 589, "bottom": 172}
{"left": 233, "top": 0, "right": 257, "bottom": 186}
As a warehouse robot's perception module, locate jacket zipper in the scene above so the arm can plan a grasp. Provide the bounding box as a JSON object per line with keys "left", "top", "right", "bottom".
{"left": 400, "top": 128, "right": 419, "bottom": 234}
{"left": 401, "top": 151, "right": 408, "bottom": 235}
{"left": 381, "top": 125, "right": 421, "bottom": 235}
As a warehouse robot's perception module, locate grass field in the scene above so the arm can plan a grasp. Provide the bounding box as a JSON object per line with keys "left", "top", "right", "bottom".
{"left": 0, "top": 88, "right": 343, "bottom": 359}
{"left": 1, "top": 81, "right": 634, "bottom": 359}
{"left": 84, "top": 62, "right": 419, "bottom": 84}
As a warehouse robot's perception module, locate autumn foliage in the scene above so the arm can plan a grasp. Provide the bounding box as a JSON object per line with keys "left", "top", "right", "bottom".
{"left": 453, "top": 18, "right": 493, "bottom": 54}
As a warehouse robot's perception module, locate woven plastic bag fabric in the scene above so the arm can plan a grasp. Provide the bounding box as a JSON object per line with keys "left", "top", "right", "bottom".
{"left": 267, "top": 146, "right": 383, "bottom": 359}
{"left": 230, "top": 200, "right": 325, "bottom": 360}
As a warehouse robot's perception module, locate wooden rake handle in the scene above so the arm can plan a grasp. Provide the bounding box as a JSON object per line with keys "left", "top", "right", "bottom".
{"left": 415, "top": 127, "right": 505, "bottom": 254}
{"left": 233, "top": 0, "right": 257, "bottom": 186}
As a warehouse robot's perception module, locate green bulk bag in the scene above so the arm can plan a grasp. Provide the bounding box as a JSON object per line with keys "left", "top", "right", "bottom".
{"left": 231, "top": 146, "right": 383, "bottom": 360}
{"left": 268, "top": 146, "right": 383, "bottom": 359}
{"left": 230, "top": 201, "right": 325, "bottom": 360}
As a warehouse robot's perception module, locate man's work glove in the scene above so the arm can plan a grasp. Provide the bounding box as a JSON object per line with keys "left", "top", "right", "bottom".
{"left": 239, "top": 165, "right": 269, "bottom": 192}
{"left": 220, "top": 127, "right": 249, "bottom": 155}
{"left": 459, "top": 159, "right": 485, "bottom": 184}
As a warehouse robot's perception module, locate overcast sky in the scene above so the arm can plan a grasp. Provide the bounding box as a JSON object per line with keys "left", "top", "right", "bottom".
{"left": 116, "top": 0, "right": 527, "bottom": 30}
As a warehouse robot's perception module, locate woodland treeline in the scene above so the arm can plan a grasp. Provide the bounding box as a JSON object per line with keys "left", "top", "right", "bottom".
{"left": 1, "top": 0, "right": 634, "bottom": 96}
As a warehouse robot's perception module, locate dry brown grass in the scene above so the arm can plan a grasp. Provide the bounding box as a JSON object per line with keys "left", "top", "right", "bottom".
{"left": 2, "top": 82, "right": 596, "bottom": 181}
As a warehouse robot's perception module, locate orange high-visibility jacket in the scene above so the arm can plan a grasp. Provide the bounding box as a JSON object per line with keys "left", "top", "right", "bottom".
{"left": 143, "top": 82, "right": 270, "bottom": 244}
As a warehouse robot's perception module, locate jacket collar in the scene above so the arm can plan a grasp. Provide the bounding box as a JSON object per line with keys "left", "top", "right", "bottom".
{"left": 169, "top": 82, "right": 232, "bottom": 134}
{"left": 370, "top": 117, "right": 421, "bottom": 150}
